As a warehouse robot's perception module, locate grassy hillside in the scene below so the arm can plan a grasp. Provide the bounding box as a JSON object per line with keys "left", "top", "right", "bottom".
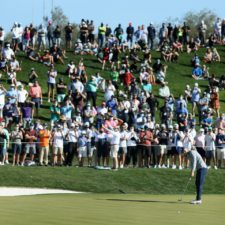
{"left": 0, "top": 166, "right": 224, "bottom": 194}
{"left": 5, "top": 44, "right": 225, "bottom": 122}
{"left": 0, "top": 45, "right": 225, "bottom": 194}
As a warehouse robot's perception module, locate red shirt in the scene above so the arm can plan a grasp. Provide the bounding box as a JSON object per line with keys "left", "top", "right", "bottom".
{"left": 139, "top": 130, "right": 153, "bottom": 146}
{"left": 123, "top": 72, "right": 134, "bottom": 86}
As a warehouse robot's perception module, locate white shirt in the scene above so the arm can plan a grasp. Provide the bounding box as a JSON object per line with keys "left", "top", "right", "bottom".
{"left": 2, "top": 48, "right": 15, "bottom": 60}
{"left": 95, "top": 133, "right": 107, "bottom": 142}
{"left": 0, "top": 89, "right": 5, "bottom": 105}
{"left": 120, "top": 130, "right": 128, "bottom": 147}
{"left": 12, "top": 27, "right": 20, "bottom": 39}
{"left": 69, "top": 80, "right": 84, "bottom": 93}
{"left": 127, "top": 131, "right": 138, "bottom": 147}
{"left": 205, "top": 133, "right": 216, "bottom": 151}
{"left": 48, "top": 71, "right": 57, "bottom": 84}
{"left": 109, "top": 130, "right": 121, "bottom": 145}
{"left": 17, "top": 89, "right": 28, "bottom": 103}
{"left": 53, "top": 131, "right": 64, "bottom": 148}
{"left": 67, "top": 129, "right": 78, "bottom": 143}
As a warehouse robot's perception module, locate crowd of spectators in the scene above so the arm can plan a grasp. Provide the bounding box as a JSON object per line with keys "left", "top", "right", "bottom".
{"left": 0, "top": 18, "right": 225, "bottom": 170}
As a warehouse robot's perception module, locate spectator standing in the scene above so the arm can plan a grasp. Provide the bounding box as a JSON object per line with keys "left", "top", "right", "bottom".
{"left": 64, "top": 23, "right": 73, "bottom": 49}
{"left": 147, "top": 22, "right": 156, "bottom": 50}
{"left": 215, "top": 128, "right": 225, "bottom": 168}
{"left": 205, "top": 127, "right": 217, "bottom": 169}
{"left": 39, "top": 123, "right": 51, "bottom": 166}
{"left": 52, "top": 125, "right": 64, "bottom": 166}
{"left": 182, "top": 22, "right": 191, "bottom": 45}
{"left": 28, "top": 80, "right": 42, "bottom": 117}
{"left": 37, "top": 24, "right": 47, "bottom": 50}
{"left": 53, "top": 25, "right": 61, "bottom": 47}
{"left": 47, "top": 66, "right": 57, "bottom": 102}
{"left": 114, "top": 24, "right": 124, "bottom": 45}
{"left": 0, "top": 26, "right": 5, "bottom": 50}
{"left": 198, "top": 20, "right": 207, "bottom": 45}
{"left": 11, "top": 124, "right": 23, "bottom": 166}
{"left": 98, "top": 23, "right": 106, "bottom": 48}
{"left": 126, "top": 23, "right": 134, "bottom": 49}
{"left": 86, "top": 76, "right": 97, "bottom": 108}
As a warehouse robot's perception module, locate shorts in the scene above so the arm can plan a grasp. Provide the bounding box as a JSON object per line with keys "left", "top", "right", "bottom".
{"left": 110, "top": 145, "right": 119, "bottom": 158}
{"left": 205, "top": 150, "right": 215, "bottom": 159}
{"left": 25, "top": 143, "right": 36, "bottom": 154}
{"left": 216, "top": 148, "right": 225, "bottom": 160}
{"left": 176, "top": 147, "right": 184, "bottom": 155}
{"left": 158, "top": 145, "right": 167, "bottom": 155}
{"left": 138, "top": 145, "right": 151, "bottom": 157}
{"left": 31, "top": 98, "right": 41, "bottom": 109}
{"left": 171, "top": 147, "right": 177, "bottom": 155}
{"left": 53, "top": 147, "right": 63, "bottom": 155}
{"left": 78, "top": 146, "right": 87, "bottom": 158}
{"left": 118, "top": 147, "right": 127, "bottom": 155}
{"left": 48, "top": 82, "right": 55, "bottom": 90}
{"left": 12, "top": 143, "right": 22, "bottom": 154}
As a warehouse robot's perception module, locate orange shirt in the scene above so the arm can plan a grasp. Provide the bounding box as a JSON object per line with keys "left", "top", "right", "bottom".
{"left": 39, "top": 129, "right": 50, "bottom": 147}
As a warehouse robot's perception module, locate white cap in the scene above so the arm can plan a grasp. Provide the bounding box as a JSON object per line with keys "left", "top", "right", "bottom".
{"left": 194, "top": 83, "right": 198, "bottom": 87}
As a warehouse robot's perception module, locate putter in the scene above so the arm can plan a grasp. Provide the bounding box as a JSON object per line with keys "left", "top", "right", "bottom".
{"left": 178, "top": 177, "right": 192, "bottom": 202}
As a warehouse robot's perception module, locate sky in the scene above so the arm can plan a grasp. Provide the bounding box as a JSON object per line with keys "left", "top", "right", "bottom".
{"left": 1, "top": 0, "right": 224, "bottom": 32}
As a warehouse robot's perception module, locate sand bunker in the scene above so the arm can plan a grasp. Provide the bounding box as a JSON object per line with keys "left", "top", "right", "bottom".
{"left": 0, "top": 187, "right": 82, "bottom": 196}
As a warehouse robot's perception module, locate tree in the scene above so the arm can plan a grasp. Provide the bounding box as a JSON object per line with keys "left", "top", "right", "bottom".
{"left": 183, "top": 9, "right": 218, "bottom": 38}
{"left": 48, "top": 6, "right": 79, "bottom": 44}
{"left": 51, "top": 6, "right": 68, "bottom": 27}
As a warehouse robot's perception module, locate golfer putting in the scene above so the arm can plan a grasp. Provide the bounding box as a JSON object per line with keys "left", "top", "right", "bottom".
{"left": 184, "top": 147, "right": 208, "bottom": 204}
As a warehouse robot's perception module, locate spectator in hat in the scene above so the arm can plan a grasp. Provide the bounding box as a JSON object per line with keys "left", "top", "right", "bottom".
{"left": 102, "top": 125, "right": 121, "bottom": 170}
{"left": 194, "top": 128, "right": 206, "bottom": 162}
{"left": 11, "top": 124, "right": 23, "bottom": 166}
{"left": 21, "top": 123, "right": 37, "bottom": 165}
{"left": 2, "top": 43, "right": 15, "bottom": 61}
{"left": 52, "top": 124, "right": 64, "bottom": 166}
{"left": 215, "top": 128, "right": 225, "bottom": 168}
{"left": 65, "top": 123, "right": 79, "bottom": 166}
{"left": 0, "top": 122, "right": 9, "bottom": 165}
{"left": 205, "top": 127, "right": 217, "bottom": 169}
{"left": 39, "top": 123, "right": 51, "bottom": 166}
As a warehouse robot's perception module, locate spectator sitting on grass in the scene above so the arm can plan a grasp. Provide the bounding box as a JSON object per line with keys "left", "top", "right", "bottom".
{"left": 192, "top": 63, "right": 203, "bottom": 80}
{"left": 26, "top": 46, "right": 40, "bottom": 62}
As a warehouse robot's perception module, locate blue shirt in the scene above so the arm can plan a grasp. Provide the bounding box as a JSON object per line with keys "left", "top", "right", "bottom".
{"left": 6, "top": 89, "right": 18, "bottom": 104}
{"left": 192, "top": 67, "right": 203, "bottom": 77}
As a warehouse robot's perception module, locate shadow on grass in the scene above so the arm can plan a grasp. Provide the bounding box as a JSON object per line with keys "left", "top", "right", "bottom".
{"left": 103, "top": 198, "right": 189, "bottom": 204}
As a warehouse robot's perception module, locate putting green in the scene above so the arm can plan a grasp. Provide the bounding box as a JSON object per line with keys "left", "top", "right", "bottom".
{"left": 0, "top": 194, "right": 224, "bottom": 225}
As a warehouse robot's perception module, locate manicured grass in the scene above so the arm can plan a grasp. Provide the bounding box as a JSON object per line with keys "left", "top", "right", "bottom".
{"left": 0, "top": 166, "right": 225, "bottom": 194}
{"left": 0, "top": 194, "right": 224, "bottom": 225}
